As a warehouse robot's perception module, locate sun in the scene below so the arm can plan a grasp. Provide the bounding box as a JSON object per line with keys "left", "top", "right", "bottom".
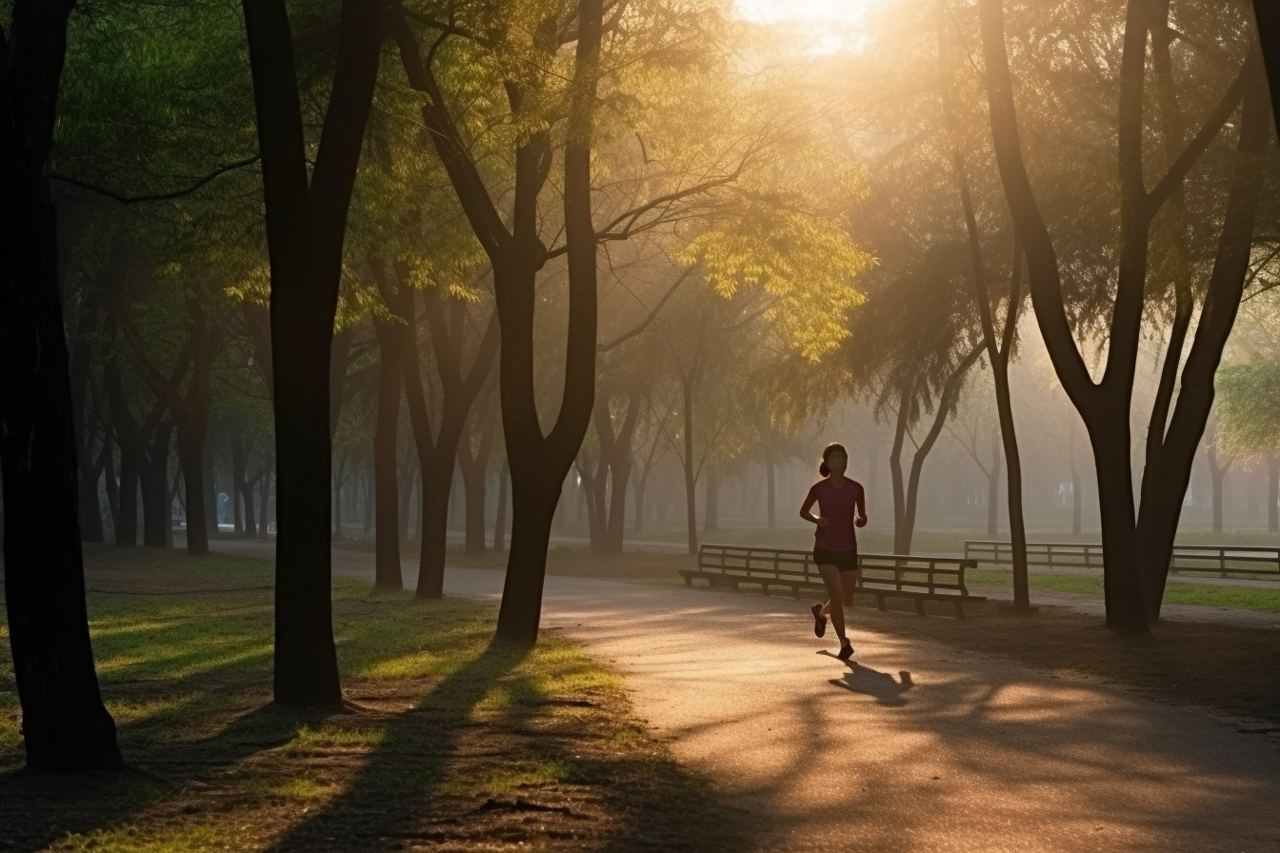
{"left": 733, "top": 0, "right": 878, "bottom": 55}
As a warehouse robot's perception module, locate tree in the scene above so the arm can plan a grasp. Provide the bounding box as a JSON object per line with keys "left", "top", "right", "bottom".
{"left": 979, "top": 0, "right": 1271, "bottom": 630}
{"left": 241, "top": 0, "right": 384, "bottom": 704}
{"left": 0, "top": 0, "right": 121, "bottom": 770}
{"left": 934, "top": 0, "right": 1031, "bottom": 607}
{"left": 1218, "top": 358, "right": 1280, "bottom": 531}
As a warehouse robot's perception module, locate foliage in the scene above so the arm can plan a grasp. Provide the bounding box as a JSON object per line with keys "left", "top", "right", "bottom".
{"left": 1218, "top": 359, "right": 1280, "bottom": 457}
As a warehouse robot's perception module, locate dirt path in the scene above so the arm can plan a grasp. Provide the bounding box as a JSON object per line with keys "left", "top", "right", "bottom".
{"left": 216, "top": 541, "right": 1280, "bottom": 850}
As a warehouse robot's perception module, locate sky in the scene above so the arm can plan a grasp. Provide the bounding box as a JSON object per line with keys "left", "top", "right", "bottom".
{"left": 733, "top": 0, "right": 878, "bottom": 55}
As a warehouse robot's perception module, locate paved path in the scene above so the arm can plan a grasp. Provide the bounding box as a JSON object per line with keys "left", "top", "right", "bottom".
{"left": 218, "top": 541, "right": 1280, "bottom": 851}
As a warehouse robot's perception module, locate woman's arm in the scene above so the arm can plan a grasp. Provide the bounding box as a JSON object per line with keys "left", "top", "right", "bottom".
{"left": 799, "top": 489, "right": 827, "bottom": 526}
{"left": 855, "top": 484, "right": 868, "bottom": 528}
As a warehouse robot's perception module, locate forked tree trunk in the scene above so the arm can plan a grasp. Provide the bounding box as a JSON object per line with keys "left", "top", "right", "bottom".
{"left": 243, "top": 0, "right": 384, "bottom": 705}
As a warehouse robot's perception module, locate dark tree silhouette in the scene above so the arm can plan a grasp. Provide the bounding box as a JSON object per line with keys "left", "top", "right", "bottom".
{"left": 0, "top": 0, "right": 121, "bottom": 770}
{"left": 980, "top": 0, "right": 1269, "bottom": 631}
{"left": 241, "top": 0, "right": 384, "bottom": 704}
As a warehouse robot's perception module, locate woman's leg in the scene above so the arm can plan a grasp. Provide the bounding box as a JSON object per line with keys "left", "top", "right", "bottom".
{"left": 817, "top": 563, "right": 849, "bottom": 645}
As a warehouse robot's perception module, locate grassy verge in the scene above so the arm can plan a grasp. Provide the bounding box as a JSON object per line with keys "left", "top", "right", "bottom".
{"left": 0, "top": 546, "right": 745, "bottom": 852}
{"left": 966, "top": 568, "right": 1280, "bottom": 612}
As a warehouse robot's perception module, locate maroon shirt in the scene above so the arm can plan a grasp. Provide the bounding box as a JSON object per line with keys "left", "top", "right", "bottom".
{"left": 802, "top": 478, "right": 866, "bottom": 552}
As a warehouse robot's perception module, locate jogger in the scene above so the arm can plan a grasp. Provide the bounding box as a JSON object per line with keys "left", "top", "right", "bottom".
{"left": 800, "top": 443, "right": 868, "bottom": 661}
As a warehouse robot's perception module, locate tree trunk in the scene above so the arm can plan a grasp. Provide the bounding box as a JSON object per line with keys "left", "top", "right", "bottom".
{"left": 461, "top": 461, "right": 487, "bottom": 553}
{"left": 178, "top": 427, "right": 210, "bottom": 556}
{"left": 986, "top": 428, "right": 1002, "bottom": 538}
{"left": 232, "top": 436, "right": 247, "bottom": 535}
{"left": 203, "top": 445, "right": 217, "bottom": 537}
{"left": 679, "top": 376, "right": 700, "bottom": 555}
{"left": 242, "top": 473, "right": 258, "bottom": 539}
{"left": 889, "top": 387, "right": 911, "bottom": 554}
{"left": 1268, "top": 455, "right": 1278, "bottom": 534}
{"left": 765, "top": 450, "right": 777, "bottom": 530}
{"left": 79, "top": 438, "right": 106, "bottom": 543}
{"left": 258, "top": 465, "right": 272, "bottom": 541}
{"left": 631, "top": 472, "right": 646, "bottom": 534}
{"left": 496, "top": 477, "right": 560, "bottom": 643}
{"left": 243, "top": 0, "right": 383, "bottom": 706}
{"left": 703, "top": 463, "right": 719, "bottom": 534}
{"left": 333, "top": 457, "right": 346, "bottom": 543}
{"left": 493, "top": 0, "right": 603, "bottom": 644}
{"left": 1070, "top": 421, "right": 1083, "bottom": 536}
{"left": 103, "top": 436, "right": 120, "bottom": 535}
{"left": 1093, "top": 431, "right": 1148, "bottom": 633}
{"left": 0, "top": 0, "right": 121, "bottom": 770}
{"left": 606, "top": 455, "right": 631, "bottom": 552}
{"left": 373, "top": 313, "right": 403, "bottom": 587}
{"left": 494, "top": 458, "right": 509, "bottom": 551}
{"left": 141, "top": 422, "right": 173, "bottom": 548}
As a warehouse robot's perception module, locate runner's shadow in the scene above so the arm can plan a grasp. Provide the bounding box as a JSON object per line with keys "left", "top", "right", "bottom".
{"left": 821, "top": 657, "right": 914, "bottom": 707}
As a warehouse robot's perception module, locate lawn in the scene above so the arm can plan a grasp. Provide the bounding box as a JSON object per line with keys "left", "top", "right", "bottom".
{"left": 0, "top": 546, "right": 745, "bottom": 851}
{"left": 965, "top": 568, "right": 1280, "bottom": 612}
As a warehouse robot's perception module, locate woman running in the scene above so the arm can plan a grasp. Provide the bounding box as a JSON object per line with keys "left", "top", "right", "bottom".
{"left": 799, "top": 442, "right": 868, "bottom": 661}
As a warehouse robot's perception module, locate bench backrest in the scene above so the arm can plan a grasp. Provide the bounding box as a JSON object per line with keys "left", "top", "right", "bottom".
{"left": 963, "top": 540, "right": 1280, "bottom": 575}
{"left": 698, "top": 544, "right": 976, "bottom": 595}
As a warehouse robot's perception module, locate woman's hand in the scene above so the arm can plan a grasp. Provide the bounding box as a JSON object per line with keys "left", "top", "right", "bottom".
{"left": 855, "top": 515, "right": 868, "bottom": 528}
{"left": 816, "top": 517, "right": 830, "bottom": 528}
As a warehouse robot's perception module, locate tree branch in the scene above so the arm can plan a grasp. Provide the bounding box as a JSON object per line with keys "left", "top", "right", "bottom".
{"left": 50, "top": 155, "right": 262, "bottom": 205}
{"left": 597, "top": 265, "right": 694, "bottom": 352}
{"left": 1146, "top": 59, "right": 1248, "bottom": 215}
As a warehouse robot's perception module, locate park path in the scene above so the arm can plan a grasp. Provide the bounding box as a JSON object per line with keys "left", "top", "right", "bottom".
{"left": 218, "top": 541, "right": 1280, "bottom": 851}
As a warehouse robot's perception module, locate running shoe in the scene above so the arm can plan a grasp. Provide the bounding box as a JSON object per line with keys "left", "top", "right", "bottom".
{"left": 811, "top": 603, "right": 828, "bottom": 638}
{"left": 837, "top": 641, "right": 855, "bottom": 661}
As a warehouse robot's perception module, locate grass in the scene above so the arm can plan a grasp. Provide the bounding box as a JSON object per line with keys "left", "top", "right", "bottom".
{"left": 965, "top": 568, "right": 1280, "bottom": 612}
{"left": 0, "top": 546, "right": 746, "bottom": 852}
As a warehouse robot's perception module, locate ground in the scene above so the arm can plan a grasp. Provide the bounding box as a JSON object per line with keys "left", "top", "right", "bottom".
{"left": 0, "top": 547, "right": 745, "bottom": 851}
{"left": 4, "top": 541, "right": 1280, "bottom": 851}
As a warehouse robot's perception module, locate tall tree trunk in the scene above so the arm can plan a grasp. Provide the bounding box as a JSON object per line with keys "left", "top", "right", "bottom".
{"left": 79, "top": 434, "right": 107, "bottom": 543}
{"left": 258, "top": 464, "right": 272, "bottom": 541}
{"left": 203, "top": 444, "right": 217, "bottom": 536}
{"left": 141, "top": 422, "right": 173, "bottom": 548}
{"left": 765, "top": 447, "right": 777, "bottom": 530}
{"left": 333, "top": 457, "right": 346, "bottom": 543}
{"left": 494, "top": 458, "right": 509, "bottom": 551}
{"left": 986, "top": 428, "right": 1002, "bottom": 538}
{"left": 243, "top": 0, "right": 384, "bottom": 706}
{"left": 177, "top": 428, "right": 209, "bottom": 555}
{"left": 372, "top": 308, "right": 403, "bottom": 587}
{"left": 1070, "top": 421, "right": 1083, "bottom": 536}
{"left": 103, "top": 436, "right": 120, "bottom": 536}
{"left": 460, "top": 459, "right": 487, "bottom": 553}
{"left": 703, "top": 463, "right": 719, "bottom": 534}
{"left": 936, "top": 4, "right": 1029, "bottom": 606}
{"left": 1268, "top": 455, "right": 1278, "bottom": 534}
{"left": 0, "top": 0, "right": 121, "bottom": 770}
{"left": 681, "top": 378, "right": 699, "bottom": 555}
{"left": 242, "top": 472, "right": 258, "bottom": 539}
{"left": 232, "top": 435, "right": 247, "bottom": 535}
{"left": 1208, "top": 447, "right": 1229, "bottom": 534}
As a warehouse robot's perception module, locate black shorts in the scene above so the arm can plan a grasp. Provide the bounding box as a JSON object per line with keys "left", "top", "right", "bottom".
{"left": 812, "top": 549, "right": 858, "bottom": 572}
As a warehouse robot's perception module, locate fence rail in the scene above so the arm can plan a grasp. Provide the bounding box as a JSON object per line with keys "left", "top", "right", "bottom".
{"left": 963, "top": 540, "right": 1280, "bottom": 578}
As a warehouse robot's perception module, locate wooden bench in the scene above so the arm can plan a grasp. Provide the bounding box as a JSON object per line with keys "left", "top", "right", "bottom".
{"left": 683, "top": 544, "right": 986, "bottom": 618}
{"left": 963, "top": 540, "right": 1280, "bottom": 579}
